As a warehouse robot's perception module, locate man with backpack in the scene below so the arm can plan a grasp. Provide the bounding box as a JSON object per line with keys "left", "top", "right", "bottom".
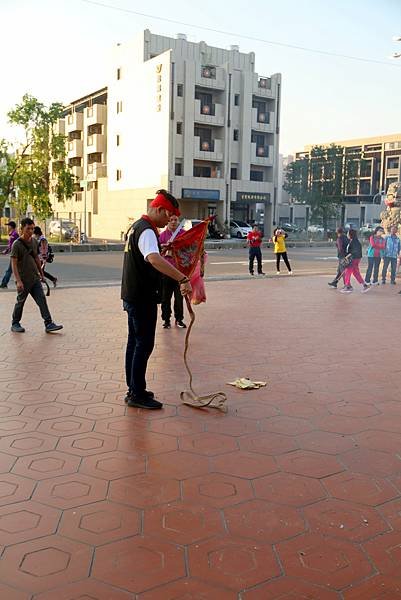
{"left": 33, "top": 226, "right": 57, "bottom": 287}
{"left": 10, "top": 218, "right": 63, "bottom": 333}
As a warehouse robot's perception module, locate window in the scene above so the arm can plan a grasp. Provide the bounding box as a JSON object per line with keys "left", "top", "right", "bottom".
{"left": 250, "top": 170, "right": 264, "bottom": 182}
{"left": 359, "top": 180, "right": 371, "bottom": 195}
{"left": 87, "top": 107, "right": 93, "bottom": 117}
{"left": 88, "top": 124, "right": 101, "bottom": 135}
{"left": 116, "top": 169, "right": 122, "bottom": 181}
{"left": 175, "top": 163, "right": 182, "bottom": 176}
{"left": 116, "top": 101, "right": 123, "bottom": 114}
{"left": 388, "top": 157, "right": 399, "bottom": 170}
{"left": 194, "top": 166, "right": 211, "bottom": 177}
{"left": 231, "top": 167, "right": 238, "bottom": 180}
{"left": 117, "top": 67, "right": 121, "bottom": 80}
{"left": 176, "top": 122, "right": 183, "bottom": 134}
{"left": 116, "top": 134, "right": 120, "bottom": 146}
{"left": 177, "top": 84, "right": 183, "bottom": 97}
{"left": 234, "top": 94, "right": 240, "bottom": 106}
{"left": 233, "top": 129, "right": 239, "bottom": 141}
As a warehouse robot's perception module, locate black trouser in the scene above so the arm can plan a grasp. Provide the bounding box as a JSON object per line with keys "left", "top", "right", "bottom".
{"left": 123, "top": 300, "right": 157, "bottom": 396}
{"left": 44, "top": 269, "right": 57, "bottom": 283}
{"left": 276, "top": 252, "right": 291, "bottom": 272}
{"left": 382, "top": 257, "right": 397, "bottom": 283}
{"left": 249, "top": 247, "right": 263, "bottom": 274}
{"left": 365, "top": 256, "right": 381, "bottom": 284}
{"left": 161, "top": 275, "right": 183, "bottom": 323}
{"left": 12, "top": 280, "right": 52, "bottom": 326}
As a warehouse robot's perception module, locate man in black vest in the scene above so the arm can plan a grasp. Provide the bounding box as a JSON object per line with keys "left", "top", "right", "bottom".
{"left": 121, "top": 189, "right": 192, "bottom": 409}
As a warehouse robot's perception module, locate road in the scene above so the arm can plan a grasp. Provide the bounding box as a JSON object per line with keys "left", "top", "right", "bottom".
{"left": 0, "top": 246, "right": 344, "bottom": 288}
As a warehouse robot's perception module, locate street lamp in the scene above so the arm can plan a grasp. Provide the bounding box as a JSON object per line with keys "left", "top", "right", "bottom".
{"left": 372, "top": 190, "right": 386, "bottom": 204}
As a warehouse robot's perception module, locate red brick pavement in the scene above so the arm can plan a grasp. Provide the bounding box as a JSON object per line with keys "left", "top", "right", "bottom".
{"left": 0, "top": 275, "right": 401, "bottom": 598}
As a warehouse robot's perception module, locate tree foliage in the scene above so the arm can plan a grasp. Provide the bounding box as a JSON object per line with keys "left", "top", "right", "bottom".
{"left": 0, "top": 94, "right": 75, "bottom": 219}
{"left": 284, "top": 144, "right": 362, "bottom": 230}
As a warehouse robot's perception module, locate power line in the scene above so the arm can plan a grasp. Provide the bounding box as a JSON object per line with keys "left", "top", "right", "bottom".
{"left": 81, "top": 0, "right": 401, "bottom": 68}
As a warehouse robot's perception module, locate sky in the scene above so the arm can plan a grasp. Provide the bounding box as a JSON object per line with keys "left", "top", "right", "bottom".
{"left": 1, "top": 0, "right": 401, "bottom": 155}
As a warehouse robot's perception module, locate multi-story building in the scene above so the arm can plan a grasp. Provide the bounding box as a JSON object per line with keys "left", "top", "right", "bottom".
{"left": 282, "top": 134, "right": 401, "bottom": 229}
{"left": 50, "top": 29, "right": 281, "bottom": 239}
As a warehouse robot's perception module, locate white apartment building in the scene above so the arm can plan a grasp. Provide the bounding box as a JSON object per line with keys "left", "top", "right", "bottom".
{"left": 51, "top": 30, "right": 281, "bottom": 239}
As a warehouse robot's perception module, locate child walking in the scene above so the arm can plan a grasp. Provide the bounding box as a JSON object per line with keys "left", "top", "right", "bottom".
{"left": 340, "top": 229, "right": 370, "bottom": 294}
{"left": 272, "top": 228, "right": 292, "bottom": 275}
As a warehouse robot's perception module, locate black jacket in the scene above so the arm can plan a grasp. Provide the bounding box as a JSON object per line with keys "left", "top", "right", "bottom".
{"left": 336, "top": 234, "right": 348, "bottom": 258}
{"left": 346, "top": 238, "right": 362, "bottom": 259}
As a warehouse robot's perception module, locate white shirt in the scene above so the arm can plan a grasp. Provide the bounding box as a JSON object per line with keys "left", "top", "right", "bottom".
{"left": 138, "top": 229, "right": 160, "bottom": 261}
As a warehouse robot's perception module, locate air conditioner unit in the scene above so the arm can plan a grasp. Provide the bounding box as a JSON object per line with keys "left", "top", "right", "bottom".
{"left": 201, "top": 104, "right": 211, "bottom": 115}
{"left": 202, "top": 67, "right": 212, "bottom": 78}
{"left": 257, "top": 146, "right": 265, "bottom": 156}
{"left": 258, "top": 113, "right": 266, "bottom": 122}
{"left": 259, "top": 79, "right": 267, "bottom": 88}
{"left": 201, "top": 141, "right": 210, "bottom": 151}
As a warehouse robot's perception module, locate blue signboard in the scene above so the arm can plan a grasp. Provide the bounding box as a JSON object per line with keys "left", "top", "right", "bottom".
{"left": 182, "top": 188, "right": 220, "bottom": 201}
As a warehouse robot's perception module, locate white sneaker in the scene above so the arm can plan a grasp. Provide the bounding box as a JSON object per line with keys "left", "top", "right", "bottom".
{"left": 340, "top": 286, "right": 353, "bottom": 294}
{"left": 372, "top": 281, "right": 379, "bottom": 286}
{"left": 361, "top": 285, "right": 371, "bottom": 293}
{"left": 289, "top": 271, "right": 293, "bottom": 275}
{"left": 276, "top": 271, "right": 280, "bottom": 275}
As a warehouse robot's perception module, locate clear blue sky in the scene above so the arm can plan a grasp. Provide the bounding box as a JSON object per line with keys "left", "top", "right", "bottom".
{"left": 2, "top": 0, "right": 401, "bottom": 154}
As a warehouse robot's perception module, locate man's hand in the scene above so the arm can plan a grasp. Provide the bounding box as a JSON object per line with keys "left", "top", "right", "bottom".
{"left": 180, "top": 281, "right": 192, "bottom": 296}
{"left": 16, "top": 280, "right": 24, "bottom": 293}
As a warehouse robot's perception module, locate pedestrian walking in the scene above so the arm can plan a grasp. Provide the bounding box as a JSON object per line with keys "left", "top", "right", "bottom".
{"left": 247, "top": 225, "right": 265, "bottom": 275}
{"left": 272, "top": 227, "right": 292, "bottom": 274}
{"left": 340, "top": 229, "right": 370, "bottom": 294}
{"left": 10, "top": 218, "right": 63, "bottom": 333}
{"left": 364, "top": 226, "right": 385, "bottom": 286}
{"left": 33, "top": 226, "right": 57, "bottom": 287}
{"left": 121, "top": 189, "right": 192, "bottom": 410}
{"left": 1, "top": 221, "right": 19, "bottom": 288}
{"left": 159, "top": 214, "right": 186, "bottom": 329}
{"left": 328, "top": 227, "right": 349, "bottom": 288}
{"left": 381, "top": 225, "right": 401, "bottom": 285}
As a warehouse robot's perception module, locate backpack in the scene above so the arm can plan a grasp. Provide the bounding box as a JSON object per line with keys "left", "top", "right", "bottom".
{"left": 46, "top": 243, "right": 54, "bottom": 263}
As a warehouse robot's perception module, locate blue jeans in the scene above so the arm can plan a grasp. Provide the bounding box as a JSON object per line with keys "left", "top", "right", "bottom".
{"left": 1, "top": 260, "right": 12, "bottom": 286}
{"left": 12, "top": 280, "right": 52, "bottom": 326}
{"left": 382, "top": 257, "right": 397, "bottom": 283}
{"left": 365, "top": 256, "right": 381, "bottom": 284}
{"left": 123, "top": 300, "right": 157, "bottom": 396}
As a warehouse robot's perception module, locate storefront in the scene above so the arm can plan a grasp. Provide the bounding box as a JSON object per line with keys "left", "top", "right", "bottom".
{"left": 231, "top": 192, "right": 272, "bottom": 235}
{"left": 181, "top": 188, "right": 221, "bottom": 220}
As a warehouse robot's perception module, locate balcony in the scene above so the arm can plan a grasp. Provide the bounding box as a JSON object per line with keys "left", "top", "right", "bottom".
{"left": 53, "top": 120, "right": 65, "bottom": 135}
{"left": 71, "top": 165, "right": 83, "bottom": 180}
{"left": 87, "top": 162, "right": 107, "bottom": 181}
{"left": 386, "top": 167, "right": 400, "bottom": 178}
{"left": 251, "top": 143, "right": 273, "bottom": 166}
{"left": 85, "top": 104, "right": 106, "bottom": 126}
{"left": 67, "top": 139, "right": 83, "bottom": 159}
{"left": 194, "top": 99, "right": 224, "bottom": 126}
{"left": 196, "top": 65, "right": 226, "bottom": 90}
{"left": 194, "top": 137, "right": 223, "bottom": 161}
{"left": 253, "top": 76, "right": 273, "bottom": 97}
{"left": 66, "top": 112, "right": 83, "bottom": 133}
{"left": 251, "top": 108, "right": 273, "bottom": 132}
{"left": 87, "top": 133, "right": 105, "bottom": 154}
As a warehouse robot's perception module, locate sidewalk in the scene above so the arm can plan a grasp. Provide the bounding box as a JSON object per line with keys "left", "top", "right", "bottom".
{"left": 0, "top": 276, "right": 400, "bottom": 599}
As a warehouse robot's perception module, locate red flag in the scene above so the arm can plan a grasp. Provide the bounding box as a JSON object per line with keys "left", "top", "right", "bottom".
{"left": 170, "top": 219, "right": 209, "bottom": 279}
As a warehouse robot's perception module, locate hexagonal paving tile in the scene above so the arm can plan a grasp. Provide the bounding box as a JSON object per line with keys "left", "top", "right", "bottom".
{"left": 144, "top": 501, "right": 224, "bottom": 544}
{"left": 0, "top": 534, "right": 92, "bottom": 593}
{"left": 276, "top": 450, "right": 345, "bottom": 479}
{"left": 40, "top": 380, "right": 87, "bottom": 393}
{"left": 304, "top": 498, "right": 389, "bottom": 542}
{"left": 58, "top": 500, "right": 140, "bottom": 545}
{"left": 188, "top": 535, "right": 281, "bottom": 591}
{"left": 0, "top": 432, "right": 57, "bottom": 457}
{"left": 37, "top": 416, "right": 95, "bottom": 437}
{"left": 211, "top": 451, "right": 278, "bottom": 479}
{"left": 0, "top": 417, "right": 40, "bottom": 436}
{"left": 340, "top": 448, "right": 401, "bottom": 477}
{"left": 343, "top": 575, "right": 401, "bottom": 599}
{"left": 242, "top": 576, "right": 340, "bottom": 599}
{"left": 0, "top": 403, "right": 23, "bottom": 418}
{"left": 239, "top": 431, "right": 298, "bottom": 456}
{"left": 182, "top": 473, "right": 253, "bottom": 508}
{"left": 0, "top": 473, "right": 36, "bottom": 507}
{"left": 379, "top": 498, "right": 401, "bottom": 531}
{"left": 312, "top": 415, "right": 369, "bottom": 435}
{"left": 296, "top": 430, "right": 356, "bottom": 455}
{"left": 232, "top": 402, "right": 280, "bottom": 420}
{"left": 224, "top": 499, "right": 306, "bottom": 543}
{"left": 118, "top": 431, "right": 177, "bottom": 455}
{"left": 354, "top": 430, "right": 401, "bottom": 453}
{"left": 323, "top": 471, "right": 400, "bottom": 506}
{"left": 138, "top": 578, "right": 237, "bottom": 599}
{"left": 277, "top": 532, "right": 373, "bottom": 590}
{"left": 253, "top": 472, "right": 327, "bottom": 507}
{"left": 149, "top": 416, "right": 204, "bottom": 436}
{"left": 147, "top": 450, "right": 210, "bottom": 480}
{"left": 6, "top": 391, "right": 57, "bottom": 406}
{"left": 11, "top": 451, "right": 80, "bottom": 480}
{"left": 92, "top": 536, "right": 185, "bottom": 593}
{"left": 73, "top": 402, "right": 126, "bottom": 420}
{"left": 109, "top": 473, "right": 180, "bottom": 508}
{"left": 80, "top": 450, "right": 146, "bottom": 480}
{"left": 21, "top": 403, "right": 74, "bottom": 420}
{"left": 56, "top": 431, "right": 118, "bottom": 456}
{"left": 0, "top": 583, "right": 30, "bottom": 600}
{"left": 363, "top": 530, "right": 401, "bottom": 578}
{"left": 327, "top": 401, "right": 379, "bottom": 418}
{"left": 32, "top": 579, "right": 134, "bottom": 599}
{"left": 0, "top": 500, "right": 60, "bottom": 545}
{"left": 178, "top": 432, "right": 238, "bottom": 456}
{"left": 94, "top": 415, "right": 146, "bottom": 436}
{"left": 260, "top": 416, "right": 314, "bottom": 436}
{"left": 205, "top": 416, "right": 260, "bottom": 437}
{"left": 33, "top": 473, "right": 108, "bottom": 509}
{"left": 56, "top": 390, "right": 105, "bottom": 405}
{"left": 0, "top": 452, "right": 16, "bottom": 473}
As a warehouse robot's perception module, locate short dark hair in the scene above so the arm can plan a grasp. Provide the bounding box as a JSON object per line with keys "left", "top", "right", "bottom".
{"left": 20, "top": 217, "right": 34, "bottom": 228}
{"left": 33, "top": 226, "right": 42, "bottom": 235}
{"left": 156, "top": 189, "right": 179, "bottom": 211}
{"left": 374, "top": 226, "right": 384, "bottom": 235}
{"left": 336, "top": 227, "right": 344, "bottom": 235}
{"left": 7, "top": 221, "right": 16, "bottom": 229}
{"left": 348, "top": 228, "right": 358, "bottom": 239}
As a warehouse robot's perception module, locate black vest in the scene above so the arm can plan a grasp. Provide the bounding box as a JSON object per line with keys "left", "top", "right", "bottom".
{"left": 121, "top": 218, "right": 161, "bottom": 304}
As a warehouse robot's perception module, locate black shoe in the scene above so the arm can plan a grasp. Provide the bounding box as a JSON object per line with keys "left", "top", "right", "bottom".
{"left": 0, "top": 283, "right": 7, "bottom": 288}
{"left": 127, "top": 395, "right": 163, "bottom": 410}
{"left": 382, "top": 280, "right": 386, "bottom": 285}
{"left": 258, "top": 272, "right": 266, "bottom": 275}
{"left": 11, "top": 323, "right": 25, "bottom": 333}
{"left": 328, "top": 281, "right": 337, "bottom": 288}
{"left": 124, "top": 389, "right": 155, "bottom": 403}
{"left": 53, "top": 278, "right": 58, "bottom": 288}
{"left": 45, "top": 322, "right": 63, "bottom": 333}
{"left": 249, "top": 272, "right": 254, "bottom": 276}
{"left": 163, "top": 321, "right": 171, "bottom": 329}
{"left": 391, "top": 281, "right": 396, "bottom": 285}
{"left": 175, "top": 320, "right": 186, "bottom": 328}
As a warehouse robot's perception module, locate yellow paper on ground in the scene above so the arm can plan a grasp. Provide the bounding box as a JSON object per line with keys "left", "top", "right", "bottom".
{"left": 227, "top": 378, "right": 267, "bottom": 390}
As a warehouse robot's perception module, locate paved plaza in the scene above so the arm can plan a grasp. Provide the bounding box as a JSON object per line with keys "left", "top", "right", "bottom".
{"left": 0, "top": 275, "right": 401, "bottom": 598}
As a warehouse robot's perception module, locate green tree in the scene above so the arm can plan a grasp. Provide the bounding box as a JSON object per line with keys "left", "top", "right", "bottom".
{"left": 0, "top": 94, "right": 75, "bottom": 219}
{"left": 284, "top": 143, "right": 351, "bottom": 231}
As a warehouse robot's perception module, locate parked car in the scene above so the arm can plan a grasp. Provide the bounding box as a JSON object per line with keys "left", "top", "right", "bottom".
{"left": 230, "top": 220, "right": 252, "bottom": 238}
{"left": 307, "top": 224, "right": 324, "bottom": 234}
{"left": 280, "top": 222, "right": 302, "bottom": 233}
{"left": 48, "top": 220, "right": 79, "bottom": 240}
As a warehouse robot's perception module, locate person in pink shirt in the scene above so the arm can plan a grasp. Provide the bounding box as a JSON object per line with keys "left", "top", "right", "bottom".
{"left": 159, "top": 215, "right": 186, "bottom": 329}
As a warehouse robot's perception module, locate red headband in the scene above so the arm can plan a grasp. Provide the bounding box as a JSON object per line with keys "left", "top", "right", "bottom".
{"left": 150, "top": 193, "right": 180, "bottom": 217}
